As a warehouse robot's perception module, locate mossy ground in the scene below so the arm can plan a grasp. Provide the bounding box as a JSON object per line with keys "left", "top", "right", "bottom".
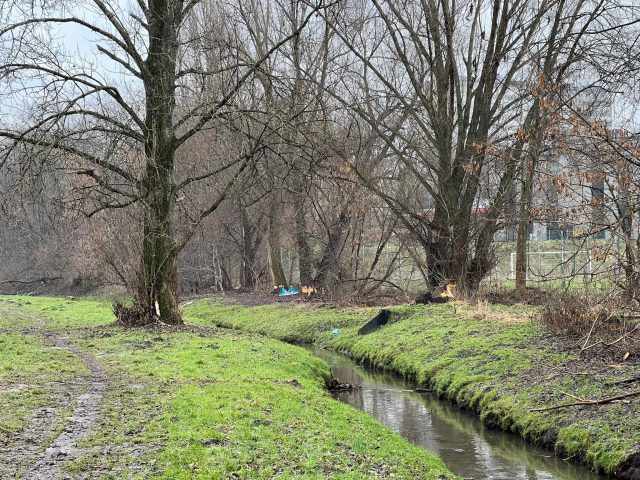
{"left": 0, "top": 296, "right": 456, "bottom": 479}
{"left": 186, "top": 296, "right": 640, "bottom": 477}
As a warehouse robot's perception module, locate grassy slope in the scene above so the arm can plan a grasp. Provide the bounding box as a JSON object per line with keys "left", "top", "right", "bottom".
{"left": 185, "top": 298, "right": 640, "bottom": 477}
{"left": 0, "top": 296, "right": 456, "bottom": 480}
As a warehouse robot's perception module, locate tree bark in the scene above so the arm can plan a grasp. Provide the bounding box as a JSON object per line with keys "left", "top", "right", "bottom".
{"left": 267, "top": 202, "right": 288, "bottom": 288}
{"left": 135, "top": 0, "right": 182, "bottom": 324}
{"left": 314, "top": 207, "right": 350, "bottom": 290}
{"left": 295, "top": 203, "right": 313, "bottom": 286}
{"left": 138, "top": 174, "right": 180, "bottom": 323}
{"left": 515, "top": 156, "right": 536, "bottom": 300}
{"left": 240, "top": 207, "right": 261, "bottom": 289}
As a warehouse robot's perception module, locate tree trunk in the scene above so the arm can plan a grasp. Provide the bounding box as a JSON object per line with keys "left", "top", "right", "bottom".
{"left": 515, "top": 156, "right": 536, "bottom": 300}
{"left": 133, "top": 0, "right": 182, "bottom": 324}
{"left": 620, "top": 181, "right": 639, "bottom": 298}
{"left": 267, "top": 203, "right": 288, "bottom": 288}
{"left": 240, "top": 208, "right": 260, "bottom": 289}
{"left": 314, "top": 207, "right": 350, "bottom": 289}
{"left": 138, "top": 170, "right": 180, "bottom": 323}
{"left": 295, "top": 203, "right": 313, "bottom": 286}
{"left": 515, "top": 106, "right": 546, "bottom": 300}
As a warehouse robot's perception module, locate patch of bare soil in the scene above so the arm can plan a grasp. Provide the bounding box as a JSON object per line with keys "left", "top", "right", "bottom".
{"left": 0, "top": 333, "right": 107, "bottom": 480}
{"left": 0, "top": 382, "right": 85, "bottom": 479}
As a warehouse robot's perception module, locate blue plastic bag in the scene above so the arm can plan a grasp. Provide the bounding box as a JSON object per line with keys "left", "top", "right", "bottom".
{"left": 279, "top": 287, "right": 300, "bottom": 297}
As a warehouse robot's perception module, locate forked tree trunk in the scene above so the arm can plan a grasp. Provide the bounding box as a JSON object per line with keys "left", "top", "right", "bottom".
{"left": 423, "top": 206, "right": 471, "bottom": 292}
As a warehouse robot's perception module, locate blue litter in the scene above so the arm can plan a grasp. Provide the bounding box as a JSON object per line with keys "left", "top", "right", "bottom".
{"left": 331, "top": 328, "right": 341, "bottom": 335}
{"left": 279, "top": 287, "right": 300, "bottom": 297}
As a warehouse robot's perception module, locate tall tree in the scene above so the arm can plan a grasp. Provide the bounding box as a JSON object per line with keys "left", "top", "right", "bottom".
{"left": 0, "top": 0, "right": 324, "bottom": 323}
{"left": 320, "top": 0, "right": 639, "bottom": 293}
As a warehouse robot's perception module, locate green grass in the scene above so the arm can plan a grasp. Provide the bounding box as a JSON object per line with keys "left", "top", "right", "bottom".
{"left": 7, "top": 296, "right": 117, "bottom": 329}
{"left": 186, "top": 297, "right": 640, "bottom": 477}
{"left": 0, "top": 296, "right": 457, "bottom": 479}
{"left": 0, "top": 301, "right": 88, "bottom": 438}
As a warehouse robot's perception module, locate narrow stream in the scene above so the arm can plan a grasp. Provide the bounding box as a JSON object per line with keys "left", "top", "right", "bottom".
{"left": 309, "top": 347, "right": 608, "bottom": 480}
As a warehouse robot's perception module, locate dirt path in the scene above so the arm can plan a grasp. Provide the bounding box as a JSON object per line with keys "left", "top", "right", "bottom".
{"left": 0, "top": 318, "right": 107, "bottom": 480}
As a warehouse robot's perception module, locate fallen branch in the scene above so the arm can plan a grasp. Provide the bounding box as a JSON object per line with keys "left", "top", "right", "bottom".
{"left": 607, "top": 376, "right": 640, "bottom": 386}
{"left": 0, "top": 276, "right": 62, "bottom": 285}
{"left": 530, "top": 389, "right": 640, "bottom": 412}
{"left": 582, "top": 324, "right": 640, "bottom": 352}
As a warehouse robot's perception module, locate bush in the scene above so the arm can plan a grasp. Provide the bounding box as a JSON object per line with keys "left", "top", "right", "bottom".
{"left": 539, "top": 294, "right": 640, "bottom": 356}
{"left": 540, "top": 294, "right": 614, "bottom": 336}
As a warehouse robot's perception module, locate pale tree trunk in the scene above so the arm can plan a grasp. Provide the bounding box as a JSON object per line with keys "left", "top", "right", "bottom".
{"left": 515, "top": 155, "right": 536, "bottom": 300}
{"left": 289, "top": 5, "right": 314, "bottom": 288}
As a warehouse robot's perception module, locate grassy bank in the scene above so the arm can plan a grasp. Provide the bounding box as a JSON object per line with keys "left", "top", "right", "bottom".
{"left": 186, "top": 297, "right": 640, "bottom": 479}
{"left": 0, "top": 296, "right": 457, "bottom": 479}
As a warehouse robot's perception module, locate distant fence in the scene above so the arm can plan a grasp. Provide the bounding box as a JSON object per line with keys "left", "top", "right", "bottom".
{"left": 487, "top": 238, "right": 624, "bottom": 287}
{"left": 508, "top": 249, "right": 594, "bottom": 280}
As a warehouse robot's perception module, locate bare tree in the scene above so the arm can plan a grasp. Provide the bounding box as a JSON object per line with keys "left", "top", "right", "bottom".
{"left": 318, "top": 0, "right": 640, "bottom": 294}
{"left": 0, "top": 0, "right": 324, "bottom": 323}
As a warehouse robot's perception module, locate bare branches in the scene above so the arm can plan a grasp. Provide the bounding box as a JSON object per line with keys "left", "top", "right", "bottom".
{"left": 0, "top": 130, "right": 136, "bottom": 184}
{"left": 175, "top": 1, "right": 329, "bottom": 147}
{"left": 0, "top": 16, "right": 144, "bottom": 74}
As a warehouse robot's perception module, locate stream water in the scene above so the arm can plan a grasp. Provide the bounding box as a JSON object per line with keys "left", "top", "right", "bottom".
{"left": 309, "top": 347, "right": 608, "bottom": 480}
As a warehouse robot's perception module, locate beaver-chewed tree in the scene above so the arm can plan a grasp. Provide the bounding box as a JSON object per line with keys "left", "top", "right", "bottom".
{"left": 0, "top": 0, "right": 325, "bottom": 324}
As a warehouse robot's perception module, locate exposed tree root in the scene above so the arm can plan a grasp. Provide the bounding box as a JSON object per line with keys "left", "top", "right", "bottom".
{"left": 113, "top": 302, "right": 161, "bottom": 327}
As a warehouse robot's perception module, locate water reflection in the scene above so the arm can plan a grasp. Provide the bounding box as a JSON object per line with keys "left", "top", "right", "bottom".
{"left": 310, "top": 348, "right": 607, "bottom": 480}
